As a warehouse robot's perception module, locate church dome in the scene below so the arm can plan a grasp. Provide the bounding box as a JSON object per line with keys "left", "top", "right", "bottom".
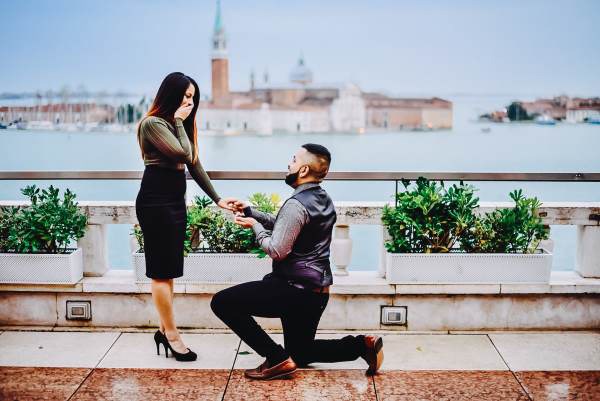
{"left": 289, "top": 56, "right": 313, "bottom": 85}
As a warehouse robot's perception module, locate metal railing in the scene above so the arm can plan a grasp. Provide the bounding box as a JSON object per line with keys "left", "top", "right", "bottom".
{"left": 1, "top": 171, "right": 600, "bottom": 181}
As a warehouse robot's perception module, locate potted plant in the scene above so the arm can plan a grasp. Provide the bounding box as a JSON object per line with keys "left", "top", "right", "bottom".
{"left": 382, "top": 178, "right": 552, "bottom": 283}
{"left": 132, "top": 193, "right": 280, "bottom": 283}
{"left": 0, "top": 185, "right": 87, "bottom": 284}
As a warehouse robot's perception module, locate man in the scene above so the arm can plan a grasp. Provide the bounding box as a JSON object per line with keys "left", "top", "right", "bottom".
{"left": 210, "top": 143, "right": 384, "bottom": 380}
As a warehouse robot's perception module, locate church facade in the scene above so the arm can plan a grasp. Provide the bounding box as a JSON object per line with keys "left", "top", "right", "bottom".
{"left": 198, "top": 1, "right": 452, "bottom": 135}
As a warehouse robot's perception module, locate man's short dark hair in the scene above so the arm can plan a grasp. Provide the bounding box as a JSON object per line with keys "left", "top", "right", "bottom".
{"left": 302, "top": 143, "right": 331, "bottom": 181}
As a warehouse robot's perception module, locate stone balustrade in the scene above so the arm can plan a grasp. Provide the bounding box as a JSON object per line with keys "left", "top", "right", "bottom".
{"left": 1, "top": 200, "right": 599, "bottom": 278}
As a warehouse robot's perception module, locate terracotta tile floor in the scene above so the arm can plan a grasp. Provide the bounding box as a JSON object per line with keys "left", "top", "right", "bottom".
{"left": 69, "top": 368, "right": 230, "bottom": 401}
{"left": 515, "top": 371, "right": 600, "bottom": 401}
{"left": 0, "top": 367, "right": 91, "bottom": 401}
{"left": 2, "top": 367, "right": 599, "bottom": 400}
{"left": 373, "top": 371, "right": 530, "bottom": 401}
{"left": 224, "top": 369, "right": 376, "bottom": 401}
{"left": 1, "top": 330, "right": 599, "bottom": 400}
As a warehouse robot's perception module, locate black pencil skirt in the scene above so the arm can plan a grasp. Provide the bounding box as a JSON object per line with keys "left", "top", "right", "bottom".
{"left": 135, "top": 165, "right": 187, "bottom": 279}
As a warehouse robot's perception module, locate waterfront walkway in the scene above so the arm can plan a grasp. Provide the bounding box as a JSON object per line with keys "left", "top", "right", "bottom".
{"left": 0, "top": 329, "right": 599, "bottom": 400}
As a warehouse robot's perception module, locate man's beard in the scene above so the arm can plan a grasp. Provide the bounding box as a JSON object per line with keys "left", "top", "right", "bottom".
{"left": 284, "top": 170, "right": 299, "bottom": 187}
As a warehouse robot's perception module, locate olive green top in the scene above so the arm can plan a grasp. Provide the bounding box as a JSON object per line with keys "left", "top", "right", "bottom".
{"left": 138, "top": 116, "right": 221, "bottom": 203}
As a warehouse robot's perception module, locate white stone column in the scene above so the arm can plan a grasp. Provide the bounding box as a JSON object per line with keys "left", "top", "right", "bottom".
{"left": 78, "top": 224, "right": 109, "bottom": 277}
{"left": 576, "top": 225, "right": 600, "bottom": 278}
{"left": 378, "top": 225, "right": 391, "bottom": 278}
{"left": 129, "top": 232, "right": 140, "bottom": 254}
{"left": 539, "top": 225, "right": 554, "bottom": 253}
{"left": 331, "top": 224, "right": 352, "bottom": 276}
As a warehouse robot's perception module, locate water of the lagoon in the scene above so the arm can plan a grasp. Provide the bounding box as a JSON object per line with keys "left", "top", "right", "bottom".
{"left": 1, "top": 95, "right": 599, "bottom": 271}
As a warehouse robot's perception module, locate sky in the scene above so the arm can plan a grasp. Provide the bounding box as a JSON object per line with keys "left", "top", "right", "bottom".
{"left": 2, "top": 0, "right": 600, "bottom": 98}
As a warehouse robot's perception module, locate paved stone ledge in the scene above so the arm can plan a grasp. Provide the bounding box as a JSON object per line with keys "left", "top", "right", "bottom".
{"left": 1, "top": 269, "right": 599, "bottom": 295}
{"left": 2, "top": 270, "right": 599, "bottom": 330}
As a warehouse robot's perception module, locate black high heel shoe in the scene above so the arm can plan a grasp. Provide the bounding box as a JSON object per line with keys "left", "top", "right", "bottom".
{"left": 153, "top": 330, "right": 197, "bottom": 362}
{"left": 154, "top": 330, "right": 166, "bottom": 355}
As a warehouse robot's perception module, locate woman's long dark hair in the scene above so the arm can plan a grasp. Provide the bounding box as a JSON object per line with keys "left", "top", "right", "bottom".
{"left": 137, "top": 72, "right": 200, "bottom": 163}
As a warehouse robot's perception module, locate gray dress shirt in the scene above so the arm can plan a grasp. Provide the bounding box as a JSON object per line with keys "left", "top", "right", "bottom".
{"left": 245, "top": 182, "right": 321, "bottom": 261}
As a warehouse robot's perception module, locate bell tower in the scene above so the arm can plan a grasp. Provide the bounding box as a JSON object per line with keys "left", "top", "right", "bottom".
{"left": 211, "top": 0, "right": 229, "bottom": 105}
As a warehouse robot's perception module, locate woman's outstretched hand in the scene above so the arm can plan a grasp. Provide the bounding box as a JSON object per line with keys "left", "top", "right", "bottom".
{"left": 217, "top": 198, "right": 248, "bottom": 213}
{"left": 217, "top": 197, "right": 239, "bottom": 211}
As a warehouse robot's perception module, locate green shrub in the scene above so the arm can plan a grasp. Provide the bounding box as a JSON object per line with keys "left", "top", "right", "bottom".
{"left": 0, "top": 206, "right": 20, "bottom": 252}
{"left": 461, "top": 189, "right": 549, "bottom": 253}
{"left": 382, "top": 178, "right": 549, "bottom": 254}
{"left": 131, "top": 224, "right": 144, "bottom": 254}
{"left": 382, "top": 177, "right": 479, "bottom": 253}
{"left": 0, "top": 185, "right": 87, "bottom": 254}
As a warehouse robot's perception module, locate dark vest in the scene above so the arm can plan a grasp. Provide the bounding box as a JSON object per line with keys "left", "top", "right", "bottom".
{"left": 270, "top": 185, "right": 337, "bottom": 288}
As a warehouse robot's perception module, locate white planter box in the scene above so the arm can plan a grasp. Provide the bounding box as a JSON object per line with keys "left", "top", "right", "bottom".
{"left": 132, "top": 252, "right": 272, "bottom": 283}
{"left": 386, "top": 249, "right": 553, "bottom": 284}
{"left": 0, "top": 248, "right": 83, "bottom": 284}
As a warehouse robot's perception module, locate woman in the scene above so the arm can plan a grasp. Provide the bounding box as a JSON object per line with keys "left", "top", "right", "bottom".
{"left": 135, "top": 72, "right": 234, "bottom": 361}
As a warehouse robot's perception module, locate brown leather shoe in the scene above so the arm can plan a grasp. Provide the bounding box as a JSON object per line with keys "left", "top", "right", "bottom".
{"left": 244, "top": 357, "right": 297, "bottom": 380}
{"left": 363, "top": 335, "right": 384, "bottom": 375}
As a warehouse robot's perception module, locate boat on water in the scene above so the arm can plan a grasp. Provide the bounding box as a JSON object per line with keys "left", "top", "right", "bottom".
{"left": 585, "top": 117, "right": 600, "bottom": 125}
{"left": 535, "top": 115, "right": 557, "bottom": 125}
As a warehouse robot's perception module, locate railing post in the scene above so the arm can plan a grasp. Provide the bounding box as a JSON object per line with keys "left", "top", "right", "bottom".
{"left": 576, "top": 225, "right": 600, "bottom": 278}
{"left": 78, "top": 224, "right": 109, "bottom": 277}
{"left": 378, "top": 225, "right": 390, "bottom": 278}
{"left": 331, "top": 224, "right": 352, "bottom": 276}
{"left": 129, "top": 232, "right": 140, "bottom": 254}
{"left": 539, "top": 226, "right": 555, "bottom": 253}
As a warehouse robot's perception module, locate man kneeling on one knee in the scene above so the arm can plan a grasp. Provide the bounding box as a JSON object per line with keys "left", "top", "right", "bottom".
{"left": 210, "top": 143, "right": 384, "bottom": 380}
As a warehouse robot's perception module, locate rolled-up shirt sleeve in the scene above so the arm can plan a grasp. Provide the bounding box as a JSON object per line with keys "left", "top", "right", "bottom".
{"left": 251, "top": 199, "right": 308, "bottom": 261}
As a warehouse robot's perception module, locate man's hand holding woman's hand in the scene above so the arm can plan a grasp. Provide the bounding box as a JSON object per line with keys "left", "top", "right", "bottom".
{"left": 231, "top": 199, "right": 247, "bottom": 213}
{"left": 231, "top": 198, "right": 258, "bottom": 227}
{"left": 216, "top": 198, "right": 258, "bottom": 228}
{"left": 216, "top": 198, "right": 246, "bottom": 213}
{"left": 234, "top": 215, "right": 258, "bottom": 228}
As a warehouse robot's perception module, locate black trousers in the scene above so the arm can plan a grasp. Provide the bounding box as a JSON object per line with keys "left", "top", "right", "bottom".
{"left": 210, "top": 275, "right": 364, "bottom": 366}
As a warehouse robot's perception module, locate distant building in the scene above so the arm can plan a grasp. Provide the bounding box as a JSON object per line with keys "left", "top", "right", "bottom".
{"left": 485, "top": 110, "right": 508, "bottom": 123}
{"left": 481, "top": 96, "right": 600, "bottom": 123}
{"left": 566, "top": 97, "right": 600, "bottom": 123}
{"left": 198, "top": 1, "right": 452, "bottom": 134}
{"left": 0, "top": 103, "right": 115, "bottom": 125}
{"left": 210, "top": 0, "right": 229, "bottom": 107}
{"left": 363, "top": 94, "right": 452, "bottom": 130}
{"left": 522, "top": 96, "right": 569, "bottom": 120}
{"left": 566, "top": 107, "right": 600, "bottom": 123}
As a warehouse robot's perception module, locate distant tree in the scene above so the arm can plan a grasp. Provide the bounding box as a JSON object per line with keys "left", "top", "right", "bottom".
{"left": 507, "top": 102, "right": 531, "bottom": 121}
{"left": 127, "top": 104, "right": 135, "bottom": 123}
